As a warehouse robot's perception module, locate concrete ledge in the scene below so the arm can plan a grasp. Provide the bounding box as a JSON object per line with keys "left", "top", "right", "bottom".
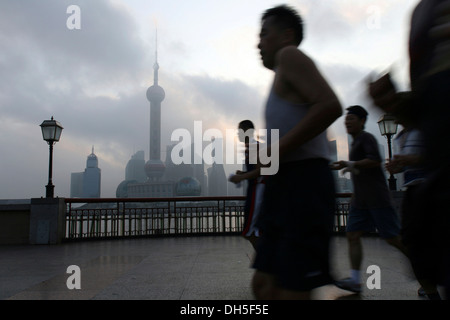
{"left": 0, "top": 200, "right": 31, "bottom": 245}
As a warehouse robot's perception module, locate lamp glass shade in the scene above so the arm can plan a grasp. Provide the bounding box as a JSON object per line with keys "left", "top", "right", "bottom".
{"left": 40, "top": 118, "right": 63, "bottom": 142}
{"left": 377, "top": 114, "right": 398, "bottom": 136}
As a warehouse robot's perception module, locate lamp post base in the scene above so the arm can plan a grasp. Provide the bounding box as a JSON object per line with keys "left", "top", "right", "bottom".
{"left": 46, "top": 183, "right": 54, "bottom": 198}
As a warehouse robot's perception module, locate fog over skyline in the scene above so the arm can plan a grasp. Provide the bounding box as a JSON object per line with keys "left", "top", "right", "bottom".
{"left": 0, "top": 0, "right": 420, "bottom": 199}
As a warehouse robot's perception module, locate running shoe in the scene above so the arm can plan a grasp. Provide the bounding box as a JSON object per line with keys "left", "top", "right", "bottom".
{"left": 334, "top": 278, "right": 362, "bottom": 293}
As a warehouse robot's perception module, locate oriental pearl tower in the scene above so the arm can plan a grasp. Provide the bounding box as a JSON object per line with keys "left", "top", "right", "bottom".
{"left": 145, "top": 30, "right": 166, "bottom": 181}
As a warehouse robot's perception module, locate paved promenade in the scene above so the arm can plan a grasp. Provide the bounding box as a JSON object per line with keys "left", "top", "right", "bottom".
{"left": 0, "top": 235, "right": 438, "bottom": 300}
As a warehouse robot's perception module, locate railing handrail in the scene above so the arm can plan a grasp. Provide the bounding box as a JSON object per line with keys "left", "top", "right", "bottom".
{"left": 65, "top": 193, "right": 352, "bottom": 204}
{"left": 65, "top": 196, "right": 245, "bottom": 204}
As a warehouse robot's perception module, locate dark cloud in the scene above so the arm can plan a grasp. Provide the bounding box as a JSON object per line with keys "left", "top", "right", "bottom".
{"left": 0, "top": 0, "right": 145, "bottom": 71}
{"left": 183, "top": 74, "right": 264, "bottom": 122}
{"left": 0, "top": 0, "right": 149, "bottom": 120}
{"left": 0, "top": 0, "right": 152, "bottom": 198}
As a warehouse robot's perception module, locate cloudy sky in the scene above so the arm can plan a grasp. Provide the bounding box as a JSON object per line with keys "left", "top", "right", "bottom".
{"left": 0, "top": 0, "right": 420, "bottom": 199}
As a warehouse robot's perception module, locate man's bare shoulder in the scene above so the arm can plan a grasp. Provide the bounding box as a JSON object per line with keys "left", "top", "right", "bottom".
{"left": 276, "top": 46, "right": 314, "bottom": 68}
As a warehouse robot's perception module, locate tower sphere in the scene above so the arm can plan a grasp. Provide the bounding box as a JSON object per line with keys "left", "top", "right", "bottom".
{"left": 145, "top": 159, "right": 166, "bottom": 179}
{"left": 175, "top": 177, "right": 201, "bottom": 196}
{"left": 146, "top": 85, "right": 165, "bottom": 103}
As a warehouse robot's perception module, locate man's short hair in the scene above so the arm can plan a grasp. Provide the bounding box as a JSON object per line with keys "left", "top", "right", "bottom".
{"left": 262, "top": 5, "right": 304, "bottom": 46}
{"left": 346, "top": 105, "right": 368, "bottom": 120}
{"left": 238, "top": 120, "right": 255, "bottom": 132}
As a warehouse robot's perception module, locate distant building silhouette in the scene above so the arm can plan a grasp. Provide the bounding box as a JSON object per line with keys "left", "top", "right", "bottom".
{"left": 207, "top": 162, "right": 227, "bottom": 196}
{"left": 70, "top": 172, "right": 83, "bottom": 198}
{"left": 70, "top": 146, "right": 101, "bottom": 198}
{"left": 125, "top": 150, "right": 146, "bottom": 183}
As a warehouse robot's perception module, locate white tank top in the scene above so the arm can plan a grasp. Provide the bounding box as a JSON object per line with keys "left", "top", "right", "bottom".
{"left": 265, "top": 89, "right": 330, "bottom": 163}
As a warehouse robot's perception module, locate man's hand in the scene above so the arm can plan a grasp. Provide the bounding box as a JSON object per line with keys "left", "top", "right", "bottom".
{"left": 385, "top": 154, "right": 422, "bottom": 174}
{"left": 229, "top": 172, "right": 244, "bottom": 184}
{"left": 330, "top": 161, "right": 348, "bottom": 170}
{"left": 331, "top": 161, "right": 360, "bottom": 175}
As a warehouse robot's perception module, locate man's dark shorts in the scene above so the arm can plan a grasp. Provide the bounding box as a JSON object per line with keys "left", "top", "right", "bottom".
{"left": 346, "top": 206, "right": 401, "bottom": 239}
{"left": 252, "top": 158, "right": 336, "bottom": 292}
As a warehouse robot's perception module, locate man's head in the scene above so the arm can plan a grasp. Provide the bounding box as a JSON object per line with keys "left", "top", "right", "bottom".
{"left": 258, "top": 5, "right": 304, "bottom": 70}
{"left": 345, "top": 105, "right": 368, "bottom": 135}
{"left": 238, "top": 120, "right": 255, "bottom": 143}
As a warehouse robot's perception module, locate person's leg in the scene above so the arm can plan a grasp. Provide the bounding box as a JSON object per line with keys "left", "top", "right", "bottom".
{"left": 348, "top": 231, "right": 364, "bottom": 289}
{"left": 372, "top": 207, "right": 408, "bottom": 256}
{"left": 345, "top": 206, "right": 375, "bottom": 274}
{"left": 379, "top": 204, "right": 441, "bottom": 299}
{"left": 252, "top": 271, "right": 278, "bottom": 300}
{"left": 347, "top": 231, "right": 364, "bottom": 272}
{"left": 335, "top": 205, "right": 373, "bottom": 293}
{"left": 246, "top": 234, "right": 259, "bottom": 250}
{"left": 276, "top": 288, "right": 311, "bottom": 300}
{"left": 417, "top": 70, "right": 450, "bottom": 298}
{"left": 252, "top": 270, "right": 312, "bottom": 300}
{"left": 334, "top": 231, "right": 364, "bottom": 293}
{"left": 385, "top": 235, "right": 408, "bottom": 257}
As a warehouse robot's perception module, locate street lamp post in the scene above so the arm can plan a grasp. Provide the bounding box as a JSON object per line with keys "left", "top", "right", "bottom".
{"left": 40, "top": 117, "right": 64, "bottom": 198}
{"left": 377, "top": 114, "right": 398, "bottom": 191}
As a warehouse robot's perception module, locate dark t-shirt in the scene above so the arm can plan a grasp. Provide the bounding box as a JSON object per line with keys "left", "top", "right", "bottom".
{"left": 243, "top": 141, "right": 258, "bottom": 215}
{"left": 349, "top": 131, "right": 393, "bottom": 209}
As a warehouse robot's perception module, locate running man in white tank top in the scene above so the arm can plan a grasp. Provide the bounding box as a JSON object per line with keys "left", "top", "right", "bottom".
{"left": 250, "top": 5, "right": 342, "bottom": 300}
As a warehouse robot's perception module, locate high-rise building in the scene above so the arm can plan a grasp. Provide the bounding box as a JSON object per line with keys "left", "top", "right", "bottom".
{"left": 82, "top": 147, "right": 101, "bottom": 198}
{"left": 206, "top": 138, "right": 227, "bottom": 196}
{"left": 70, "top": 147, "right": 101, "bottom": 198}
{"left": 207, "top": 163, "right": 227, "bottom": 196}
{"left": 70, "top": 172, "right": 83, "bottom": 198}
{"left": 125, "top": 150, "right": 146, "bottom": 183}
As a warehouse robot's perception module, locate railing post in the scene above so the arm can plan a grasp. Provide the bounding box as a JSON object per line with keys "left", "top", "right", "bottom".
{"left": 222, "top": 199, "right": 226, "bottom": 234}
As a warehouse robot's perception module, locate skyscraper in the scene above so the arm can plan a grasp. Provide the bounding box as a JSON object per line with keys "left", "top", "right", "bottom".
{"left": 125, "top": 150, "right": 146, "bottom": 183}
{"left": 206, "top": 138, "right": 227, "bottom": 196}
{"left": 82, "top": 147, "right": 101, "bottom": 198}
{"left": 70, "top": 147, "right": 101, "bottom": 198}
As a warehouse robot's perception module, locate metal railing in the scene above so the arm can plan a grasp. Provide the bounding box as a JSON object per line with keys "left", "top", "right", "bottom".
{"left": 64, "top": 194, "right": 352, "bottom": 241}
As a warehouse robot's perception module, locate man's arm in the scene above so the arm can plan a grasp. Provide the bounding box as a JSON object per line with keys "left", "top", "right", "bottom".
{"left": 331, "top": 159, "right": 380, "bottom": 171}
{"left": 229, "top": 168, "right": 261, "bottom": 184}
{"left": 274, "top": 46, "right": 343, "bottom": 160}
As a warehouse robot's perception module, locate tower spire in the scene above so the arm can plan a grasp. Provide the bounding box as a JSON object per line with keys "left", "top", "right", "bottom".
{"left": 146, "top": 26, "right": 165, "bottom": 164}
{"left": 153, "top": 28, "right": 159, "bottom": 85}
{"left": 155, "top": 28, "right": 158, "bottom": 64}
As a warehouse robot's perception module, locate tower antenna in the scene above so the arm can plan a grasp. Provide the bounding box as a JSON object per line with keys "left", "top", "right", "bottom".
{"left": 155, "top": 27, "right": 158, "bottom": 64}
{"left": 153, "top": 27, "right": 159, "bottom": 85}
